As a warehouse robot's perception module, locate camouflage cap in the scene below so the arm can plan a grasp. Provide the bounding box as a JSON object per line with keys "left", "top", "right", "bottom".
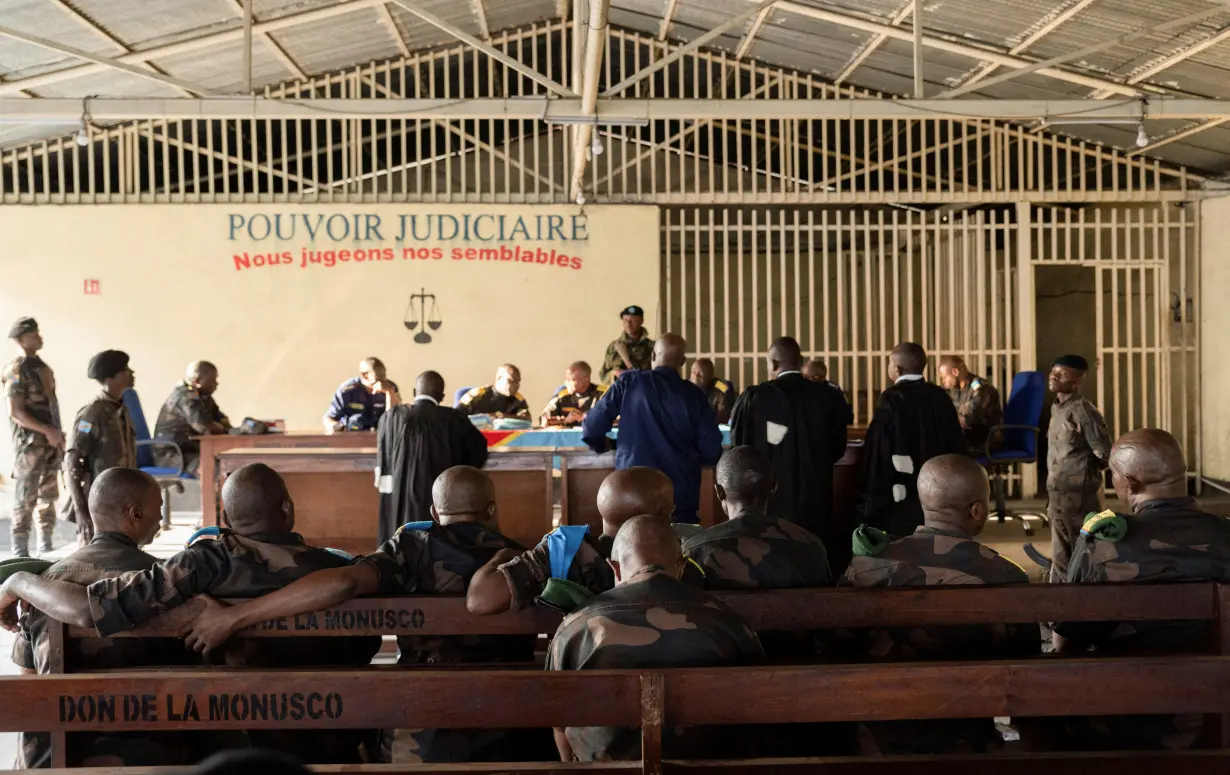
{"left": 7, "top": 317, "right": 37, "bottom": 339}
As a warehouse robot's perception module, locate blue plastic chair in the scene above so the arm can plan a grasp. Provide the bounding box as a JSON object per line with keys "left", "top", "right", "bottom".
{"left": 453, "top": 386, "right": 475, "bottom": 408}
{"left": 976, "top": 371, "right": 1047, "bottom": 536}
{"left": 122, "top": 389, "right": 189, "bottom": 529}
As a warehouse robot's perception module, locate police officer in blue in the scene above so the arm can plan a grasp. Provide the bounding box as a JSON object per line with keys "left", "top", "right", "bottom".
{"left": 582, "top": 333, "right": 723, "bottom": 524}
{"left": 323, "top": 357, "right": 401, "bottom": 433}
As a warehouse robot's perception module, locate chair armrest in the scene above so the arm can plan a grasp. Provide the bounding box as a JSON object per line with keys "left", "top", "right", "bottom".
{"left": 136, "top": 439, "right": 185, "bottom": 476}
{"left": 985, "top": 424, "right": 1040, "bottom": 460}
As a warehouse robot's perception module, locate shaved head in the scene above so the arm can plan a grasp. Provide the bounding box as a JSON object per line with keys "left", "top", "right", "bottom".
{"left": 803, "top": 359, "right": 828, "bottom": 382}
{"left": 891, "top": 343, "right": 928, "bottom": 375}
{"left": 186, "top": 361, "right": 217, "bottom": 381}
{"left": 432, "top": 465, "right": 497, "bottom": 526}
{"left": 415, "top": 370, "right": 445, "bottom": 401}
{"left": 715, "top": 446, "right": 774, "bottom": 508}
{"left": 609, "top": 515, "right": 684, "bottom": 583}
{"left": 89, "top": 468, "right": 163, "bottom": 543}
{"left": 1111, "top": 428, "right": 1188, "bottom": 510}
{"left": 221, "top": 463, "right": 294, "bottom": 534}
{"left": 768, "top": 337, "right": 804, "bottom": 376}
{"left": 917, "top": 454, "right": 991, "bottom": 535}
{"left": 597, "top": 467, "right": 674, "bottom": 534}
{"left": 652, "top": 333, "right": 687, "bottom": 370}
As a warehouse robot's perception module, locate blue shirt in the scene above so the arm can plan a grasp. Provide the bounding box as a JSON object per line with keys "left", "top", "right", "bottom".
{"left": 582, "top": 367, "right": 723, "bottom": 523}
{"left": 325, "top": 377, "right": 397, "bottom": 431}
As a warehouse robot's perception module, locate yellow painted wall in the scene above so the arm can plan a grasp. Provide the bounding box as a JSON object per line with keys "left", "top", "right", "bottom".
{"left": 1201, "top": 196, "right": 1230, "bottom": 480}
{"left": 0, "top": 204, "right": 659, "bottom": 472}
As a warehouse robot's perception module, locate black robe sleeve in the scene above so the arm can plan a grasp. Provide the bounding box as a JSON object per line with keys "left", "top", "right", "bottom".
{"left": 862, "top": 391, "right": 899, "bottom": 532}
{"left": 456, "top": 410, "right": 490, "bottom": 469}
{"left": 729, "top": 386, "right": 756, "bottom": 448}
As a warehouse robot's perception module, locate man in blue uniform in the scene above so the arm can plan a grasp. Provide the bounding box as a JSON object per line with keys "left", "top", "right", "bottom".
{"left": 324, "top": 357, "right": 400, "bottom": 433}
{"left": 583, "top": 333, "right": 722, "bottom": 524}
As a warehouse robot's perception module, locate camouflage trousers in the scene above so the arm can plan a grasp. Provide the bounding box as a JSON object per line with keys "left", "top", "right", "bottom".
{"left": 1047, "top": 484, "right": 1103, "bottom": 583}
{"left": 10, "top": 443, "right": 62, "bottom": 548}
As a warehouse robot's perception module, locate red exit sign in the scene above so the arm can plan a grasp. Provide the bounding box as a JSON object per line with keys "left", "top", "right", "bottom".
{"left": 83, "top": 279, "right": 100, "bottom": 295}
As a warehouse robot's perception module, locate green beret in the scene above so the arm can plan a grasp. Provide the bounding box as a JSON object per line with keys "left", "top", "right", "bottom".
{"left": 536, "top": 578, "right": 594, "bottom": 614}
{"left": 7, "top": 317, "right": 37, "bottom": 340}
{"left": 87, "top": 350, "right": 130, "bottom": 380}
{"left": 1080, "top": 510, "right": 1128, "bottom": 541}
{"left": 852, "top": 524, "right": 892, "bottom": 557}
{"left": 0, "top": 557, "right": 53, "bottom": 583}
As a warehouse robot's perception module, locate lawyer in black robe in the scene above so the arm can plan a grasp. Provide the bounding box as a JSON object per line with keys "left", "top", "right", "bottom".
{"left": 730, "top": 368, "right": 850, "bottom": 537}
{"left": 863, "top": 374, "right": 966, "bottom": 536}
{"left": 375, "top": 386, "right": 489, "bottom": 544}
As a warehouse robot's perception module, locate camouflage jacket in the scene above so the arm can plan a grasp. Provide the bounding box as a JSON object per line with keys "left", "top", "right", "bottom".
{"left": 2, "top": 354, "right": 60, "bottom": 451}
{"left": 457, "top": 386, "right": 530, "bottom": 418}
{"left": 499, "top": 531, "right": 616, "bottom": 611}
{"left": 599, "top": 332, "right": 655, "bottom": 383}
{"left": 540, "top": 384, "right": 607, "bottom": 426}
{"left": 66, "top": 393, "right": 136, "bottom": 480}
{"left": 948, "top": 378, "right": 1002, "bottom": 456}
{"left": 547, "top": 569, "right": 764, "bottom": 761}
{"left": 153, "top": 382, "right": 230, "bottom": 445}
{"left": 1046, "top": 393, "right": 1111, "bottom": 492}
{"left": 841, "top": 525, "right": 1038, "bottom": 660}
{"left": 14, "top": 532, "right": 197, "bottom": 769}
{"left": 683, "top": 512, "right": 830, "bottom": 590}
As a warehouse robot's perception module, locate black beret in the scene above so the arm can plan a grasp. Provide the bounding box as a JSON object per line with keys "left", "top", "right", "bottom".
{"left": 7, "top": 317, "right": 37, "bottom": 339}
{"left": 1051, "top": 354, "right": 1089, "bottom": 372}
{"left": 87, "top": 350, "right": 130, "bottom": 380}
{"left": 620, "top": 305, "right": 644, "bottom": 318}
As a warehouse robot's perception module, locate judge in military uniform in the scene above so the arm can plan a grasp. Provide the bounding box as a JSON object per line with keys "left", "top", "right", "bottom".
{"left": 459, "top": 364, "right": 530, "bottom": 419}
{"left": 689, "top": 357, "right": 736, "bottom": 425}
{"left": 1050, "top": 428, "right": 1230, "bottom": 750}
{"left": 937, "top": 355, "right": 1003, "bottom": 457}
{"left": 599, "top": 305, "right": 655, "bottom": 383}
{"left": 153, "top": 361, "right": 231, "bottom": 475}
{"left": 1043, "top": 354, "right": 1111, "bottom": 583}
{"left": 547, "top": 516, "right": 764, "bottom": 761}
{"left": 324, "top": 357, "right": 400, "bottom": 433}
{"left": 63, "top": 351, "right": 137, "bottom": 546}
{"left": 540, "top": 361, "right": 606, "bottom": 427}
{"left": 842, "top": 454, "right": 1038, "bottom": 754}
{"left": 3, "top": 317, "right": 65, "bottom": 557}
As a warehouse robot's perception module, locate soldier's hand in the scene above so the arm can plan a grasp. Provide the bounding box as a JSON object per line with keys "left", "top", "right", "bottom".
{"left": 0, "top": 584, "right": 21, "bottom": 632}
{"left": 182, "top": 595, "right": 238, "bottom": 655}
{"left": 565, "top": 410, "right": 585, "bottom": 424}
{"left": 44, "top": 428, "right": 66, "bottom": 450}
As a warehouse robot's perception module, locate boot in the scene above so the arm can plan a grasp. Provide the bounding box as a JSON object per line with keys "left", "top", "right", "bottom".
{"left": 38, "top": 537, "right": 53, "bottom": 555}
{"left": 11, "top": 537, "right": 30, "bottom": 559}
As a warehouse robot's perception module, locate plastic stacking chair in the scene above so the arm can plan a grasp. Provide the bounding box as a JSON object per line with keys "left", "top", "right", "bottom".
{"left": 453, "top": 386, "right": 475, "bottom": 408}
{"left": 976, "top": 371, "right": 1047, "bottom": 536}
{"left": 122, "top": 389, "right": 188, "bottom": 530}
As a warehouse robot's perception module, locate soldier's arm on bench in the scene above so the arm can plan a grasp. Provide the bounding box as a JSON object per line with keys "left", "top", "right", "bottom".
{"left": 0, "top": 574, "right": 93, "bottom": 631}
{"left": 466, "top": 547, "right": 521, "bottom": 615}
{"left": 184, "top": 563, "right": 381, "bottom": 653}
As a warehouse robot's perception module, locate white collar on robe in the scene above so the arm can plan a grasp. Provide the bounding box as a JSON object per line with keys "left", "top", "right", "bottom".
{"left": 413, "top": 395, "right": 440, "bottom": 405}
{"left": 895, "top": 374, "right": 924, "bottom": 384}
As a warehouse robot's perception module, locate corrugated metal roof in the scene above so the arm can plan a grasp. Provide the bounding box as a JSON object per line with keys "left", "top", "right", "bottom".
{"left": 0, "top": 0, "right": 1227, "bottom": 175}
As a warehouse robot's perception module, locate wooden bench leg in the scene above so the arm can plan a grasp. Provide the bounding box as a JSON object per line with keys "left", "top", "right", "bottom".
{"left": 641, "top": 673, "right": 664, "bottom": 775}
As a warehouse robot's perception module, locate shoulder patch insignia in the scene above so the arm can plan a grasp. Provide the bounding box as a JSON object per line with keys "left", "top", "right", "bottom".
{"left": 970, "top": 379, "right": 982, "bottom": 392}
{"left": 514, "top": 392, "right": 526, "bottom": 402}
{"left": 555, "top": 387, "right": 570, "bottom": 398}
{"left": 714, "top": 381, "right": 729, "bottom": 394}
{"left": 1080, "top": 509, "right": 1128, "bottom": 541}
{"left": 76, "top": 420, "right": 93, "bottom": 434}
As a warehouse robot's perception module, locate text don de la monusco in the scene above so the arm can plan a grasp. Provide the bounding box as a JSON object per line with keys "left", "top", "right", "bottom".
{"left": 229, "top": 212, "right": 590, "bottom": 272}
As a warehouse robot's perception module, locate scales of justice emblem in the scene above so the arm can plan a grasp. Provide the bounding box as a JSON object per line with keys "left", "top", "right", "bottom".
{"left": 403, "top": 288, "right": 442, "bottom": 344}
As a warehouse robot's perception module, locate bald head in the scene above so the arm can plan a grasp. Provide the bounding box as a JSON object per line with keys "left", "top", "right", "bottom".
{"left": 187, "top": 360, "right": 219, "bottom": 395}
{"left": 415, "top": 370, "right": 445, "bottom": 402}
{"left": 609, "top": 515, "right": 684, "bottom": 583}
{"left": 889, "top": 342, "right": 928, "bottom": 380}
{"left": 1110, "top": 428, "right": 1187, "bottom": 510}
{"left": 715, "top": 446, "right": 775, "bottom": 512}
{"left": 652, "top": 333, "right": 687, "bottom": 370}
{"left": 597, "top": 467, "right": 674, "bottom": 535}
{"left": 803, "top": 359, "right": 828, "bottom": 383}
{"left": 221, "top": 463, "right": 294, "bottom": 534}
{"left": 917, "top": 454, "right": 991, "bottom": 535}
{"left": 432, "top": 465, "right": 497, "bottom": 526}
{"left": 768, "top": 337, "right": 804, "bottom": 376}
{"left": 89, "top": 468, "right": 164, "bottom": 544}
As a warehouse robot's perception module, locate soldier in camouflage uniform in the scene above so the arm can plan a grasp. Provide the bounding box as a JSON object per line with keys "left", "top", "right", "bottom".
{"left": 3, "top": 317, "right": 65, "bottom": 557}
{"left": 689, "top": 358, "right": 736, "bottom": 425}
{"left": 153, "top": 361, "right": 231, "bottom": 475}
{"left": 937, "top": 355, "right": 1003, "bottom": 457}
{"left": 599, "top": 305, "right": 655, "bottom": 383}
{"left": 539, "top": 361, "right": 606, "bottom": 427}
{"left": 1049, "top": 428, "right": 1230, "bottom": 751}
{"left": 181, "top": 465, "right": 550, "bottom": 763}
{"left": 547, "top": 516, "right": 764, "bottom": 761}
{"left": 841, "top": 454, "right": 1039, "bottom": 755}
{"left": 467, "top": 466, "right": 675, "bottom": 615}
{"left": 63, "top": 351, "right": 138, "bottom": 546}
{"left": 5, "top": 468, "right": 200, "bottom": 767}
{"left": 1043, "top": 355, "right": 1112, "bottom": 583}
{"left": 0, "top": 462, "right": 380, "bottom": 763}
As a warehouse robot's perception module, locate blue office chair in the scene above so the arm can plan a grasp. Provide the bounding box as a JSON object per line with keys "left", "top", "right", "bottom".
{"left": 977, "top": 371, "right": 1047, "bottom": 536}
{"left": 453, "top": 386, "right": 475, "bottom": 408}
{"left": 122, "top": 389, "right": 189, "bottom": 530}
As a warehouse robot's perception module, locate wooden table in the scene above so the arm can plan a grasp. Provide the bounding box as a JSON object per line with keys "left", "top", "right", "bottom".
{"left": 215, "top": 447, "right": 553, "bottom": 555}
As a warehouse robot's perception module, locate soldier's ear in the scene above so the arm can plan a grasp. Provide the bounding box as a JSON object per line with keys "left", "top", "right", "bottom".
{"left": 607, "top": 559, "right": 622, "bottom": 583}
{"left": 1123, "top": 474, "right": 1144, "bottom": 494}
{"left": 714, "top": 483, "right": 727, "bottom": 503}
